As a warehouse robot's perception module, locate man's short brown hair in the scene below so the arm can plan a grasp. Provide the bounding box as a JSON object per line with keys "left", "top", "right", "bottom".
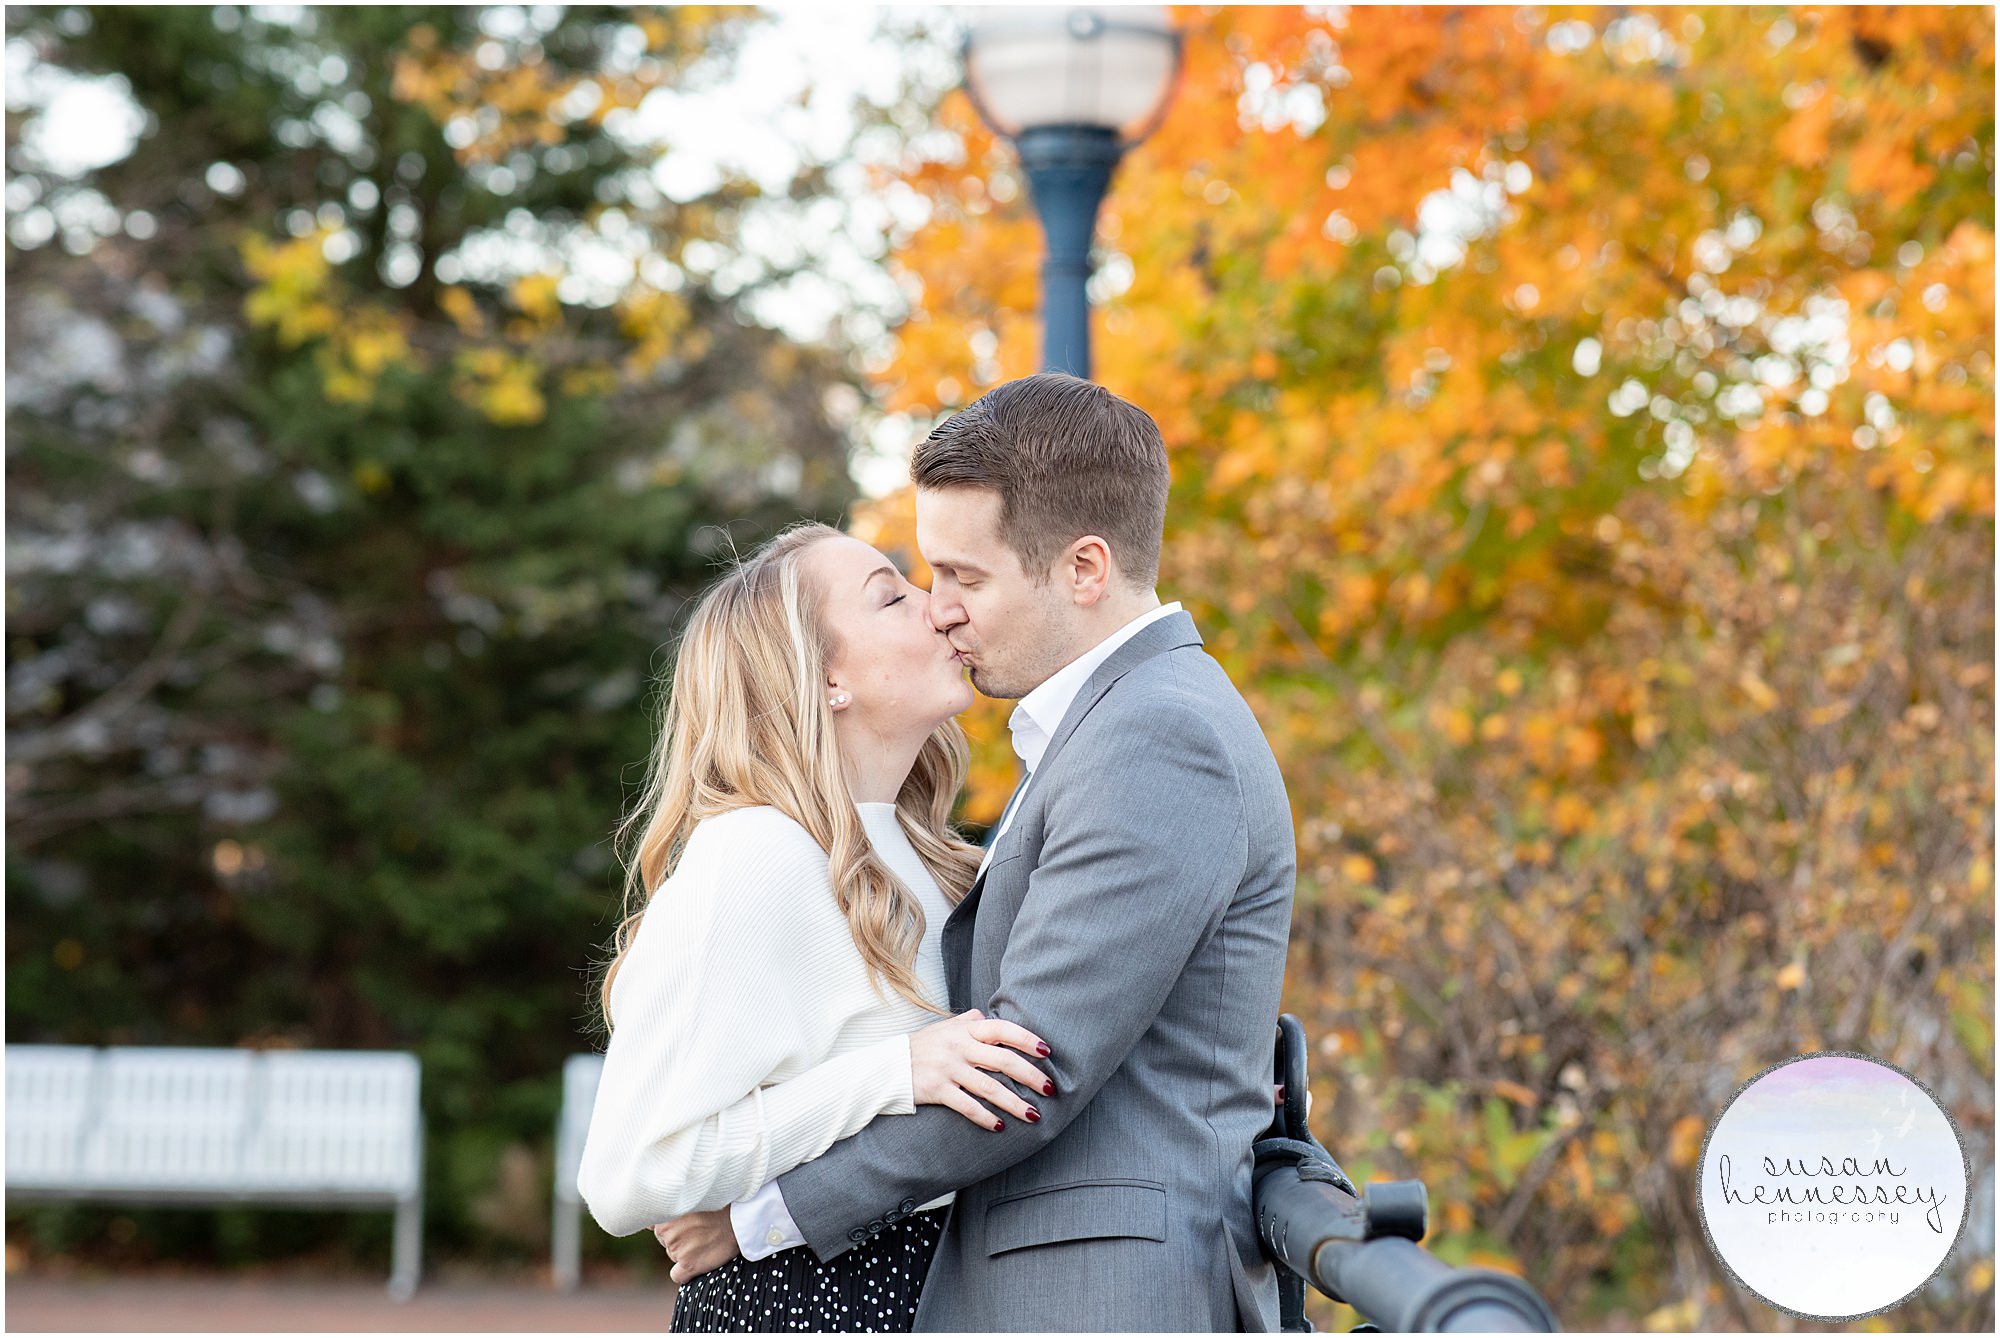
{"left": 910, "top": 373, "right": 1170, "bottom": 587}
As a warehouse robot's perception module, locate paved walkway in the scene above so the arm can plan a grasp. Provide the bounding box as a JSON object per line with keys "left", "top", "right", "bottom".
{"left": 5, "top": 1276, "right": 678, "bottom": 1332}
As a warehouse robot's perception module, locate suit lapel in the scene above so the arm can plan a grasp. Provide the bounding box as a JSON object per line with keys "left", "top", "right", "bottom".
{"left": 943, "top": 777, "right": 1021, "bottom": 1006}
{"left": 1032, "top": 610, "right": 1203, "bottom": 783}
{"left": 940, "top": 604, "right": 1200, "bottom": 948}
{"left": 945, "top": 770, "right": 1028, "bottom": 936}
{"left": 942, "top": 842, "right": 991, "bottom": 953}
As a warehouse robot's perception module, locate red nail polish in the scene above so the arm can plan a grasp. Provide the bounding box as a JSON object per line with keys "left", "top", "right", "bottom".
{"left": 1042, "top": 1080, "right": 1055, "bottom": 1097}
{"left": 1025, "top": 1106, "right": 1041, "bottom": 1122}
{"left": 1035, "top": 1042, "right": 1051, "bottom": 1057}
{"left": 992, "top": 1119, "right": 1005, "bottom": 1132}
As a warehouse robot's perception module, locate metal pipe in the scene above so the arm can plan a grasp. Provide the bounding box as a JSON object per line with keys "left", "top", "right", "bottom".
{"left": 1015, "top": 124, "right": 1123, "bottom": 378}
{"left": 1256, "top": 1164, "right": 1560, "bottom": 1333}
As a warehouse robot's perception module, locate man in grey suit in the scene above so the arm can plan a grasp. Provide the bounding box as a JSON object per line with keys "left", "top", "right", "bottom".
{"left": 710, "top": 373, "right": 1296, "bottom": 1330}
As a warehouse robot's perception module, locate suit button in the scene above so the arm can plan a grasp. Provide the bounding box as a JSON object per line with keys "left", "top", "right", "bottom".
{"left": 868, "top": 1217, "right": 885, "bottom": 1233}
{"left": 899, "top": 1197, "right": 916, "bottom": 1213}
{"left": 848, "top": 1227, "right": 868, "bottom": 1244}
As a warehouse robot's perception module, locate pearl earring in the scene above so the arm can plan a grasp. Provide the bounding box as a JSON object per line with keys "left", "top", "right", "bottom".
{"left": 829, "top": 692, "right": 849, "bottom": 707}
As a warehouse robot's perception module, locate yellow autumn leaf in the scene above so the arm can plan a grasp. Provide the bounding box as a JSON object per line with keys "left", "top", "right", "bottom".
{"left": 1642, "top": 1298, "right": 1701, "bottom": 1331}
{"left": 1738, "top": 670, "right": 1780, "bottom": 713}
{"left": 510, "top": 273, "right": 562, "bottom": 325}
{"left": 345, "top": 325, "right": 410, "bottom": 377}
{"left": 1667, "top": 1114, "right": 1706, "bottom": 1169}
{"left": 439, "top": 285, "right": 485, "bottom": 335}
{"left": 1441, "top": 707, "right": 1475, "bottom": 746}
{"left": 1551, "top": 793, "right": 1594, "bottom": 835}
{"left": 322, "top": 369, "right": 372, "bottom": 405}
{"left": 478, "top": 364, "right": 546, "bottom": 425}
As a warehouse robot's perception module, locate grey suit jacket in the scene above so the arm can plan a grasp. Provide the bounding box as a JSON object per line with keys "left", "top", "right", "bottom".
{"left": 775, "top": 611, "right": 1296, "bottom": 1331}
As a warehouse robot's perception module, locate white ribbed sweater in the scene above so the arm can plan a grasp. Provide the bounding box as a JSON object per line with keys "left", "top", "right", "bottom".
{"left": 576, "top": 802, "right": 957, "bottom": 1237}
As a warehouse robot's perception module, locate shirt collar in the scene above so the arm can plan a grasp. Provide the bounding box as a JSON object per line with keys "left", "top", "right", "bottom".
{"left": 1007, "top": 602, "right": 1183, "bottom": 773}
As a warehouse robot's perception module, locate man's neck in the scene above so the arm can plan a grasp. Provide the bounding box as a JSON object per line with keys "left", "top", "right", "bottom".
{"left": 1041, "top": 593, "right": 1167, "bottom": 687}
{"left": 1075, "top": 592, "right": 1163, "bottom": 649}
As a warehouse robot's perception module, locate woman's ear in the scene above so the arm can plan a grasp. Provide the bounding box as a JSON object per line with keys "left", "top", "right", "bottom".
{"left": 826, "top": 677, "right": 852, "bottom": 711}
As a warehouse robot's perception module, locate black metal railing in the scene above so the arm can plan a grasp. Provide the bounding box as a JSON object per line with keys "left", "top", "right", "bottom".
{"left": 1252, "top": 1015, "right": 1562, "bottom": 1333}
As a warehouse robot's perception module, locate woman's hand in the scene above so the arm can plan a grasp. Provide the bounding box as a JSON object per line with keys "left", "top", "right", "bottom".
{"left": 652, "top": 1208, "right": 739, "bottom": 1285}
{"left": 909, "top": 1008, "right": 1054, "bottom": 1131}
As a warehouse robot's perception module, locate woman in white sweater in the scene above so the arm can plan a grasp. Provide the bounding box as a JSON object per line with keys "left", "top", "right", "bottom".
{"left": 576, "top": 521, "right": 1056, "bottom": 1332}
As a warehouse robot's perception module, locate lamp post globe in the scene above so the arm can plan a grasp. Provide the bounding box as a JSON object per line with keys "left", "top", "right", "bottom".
{"left": 960, "top": 6, "right": 1181, "bottom": 380}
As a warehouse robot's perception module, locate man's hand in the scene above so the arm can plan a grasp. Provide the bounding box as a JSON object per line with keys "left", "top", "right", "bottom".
{"left": 651, "top": 1208, "right": 740, "bottom": 1285}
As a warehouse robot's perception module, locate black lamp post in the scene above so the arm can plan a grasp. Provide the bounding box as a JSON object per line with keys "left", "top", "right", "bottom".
{"left": 960, "top": 7, "right": 1182, "bottom": 380}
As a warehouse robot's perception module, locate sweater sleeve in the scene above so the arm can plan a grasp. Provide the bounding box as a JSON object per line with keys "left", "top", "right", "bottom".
{"left": 575, "top": 810, "right": 917, "bottom": 1236}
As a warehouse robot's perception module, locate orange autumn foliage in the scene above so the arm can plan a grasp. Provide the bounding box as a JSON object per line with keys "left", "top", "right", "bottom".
{"left": 862, "top": 8, "right": 1993, "bottom": 1328}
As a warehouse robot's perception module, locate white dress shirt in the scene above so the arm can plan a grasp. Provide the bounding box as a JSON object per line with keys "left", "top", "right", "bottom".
{"left": 729, "top": 601, "right": 1183, "bottom": 1260}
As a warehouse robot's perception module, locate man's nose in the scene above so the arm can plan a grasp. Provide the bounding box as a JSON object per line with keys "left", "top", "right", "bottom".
{"left": 926, "top": 589, "right": 964, "bottom": 633}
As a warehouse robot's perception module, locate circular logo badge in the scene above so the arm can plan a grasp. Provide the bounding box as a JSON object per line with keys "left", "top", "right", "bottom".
{"left": 1696, "top": 1051, "right": 1972, "bottom": 1321}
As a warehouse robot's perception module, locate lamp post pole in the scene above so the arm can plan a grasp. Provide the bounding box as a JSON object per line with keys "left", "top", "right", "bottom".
{"left": 1017, "top": 126, "right": 1122, "bottom": 379}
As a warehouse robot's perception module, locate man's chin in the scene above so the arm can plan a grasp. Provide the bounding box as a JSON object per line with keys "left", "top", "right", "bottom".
{"left": 966, "top": 667, "right": 1021, "bottom": 700}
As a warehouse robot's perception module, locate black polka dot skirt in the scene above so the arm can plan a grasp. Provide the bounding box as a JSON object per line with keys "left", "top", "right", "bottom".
{"left": 668, "top": 1208, "right": 948, "bottom": 1333}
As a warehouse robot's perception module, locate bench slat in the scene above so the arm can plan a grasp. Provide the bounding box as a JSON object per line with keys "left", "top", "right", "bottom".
{"left": 86, "top": 1049, "right": 256, "bottom": 1189}
{"left": 6, "top": 1047, "right": 98, "bottom": 1188}
{"left": 246, "top": 1052, "right": 420, "bottom": 1194}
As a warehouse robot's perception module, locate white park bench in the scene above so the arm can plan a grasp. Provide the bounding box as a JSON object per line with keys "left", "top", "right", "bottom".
{"left": 6, "top": 1045, "right": 425, "bottom": 1299}
{"left": 551, "top": 1051, "right": 604, "bottom": 1291}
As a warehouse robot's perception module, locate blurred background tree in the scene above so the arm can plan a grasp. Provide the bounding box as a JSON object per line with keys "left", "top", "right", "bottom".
{"left": 858, "top": 6, "right": 1994, "bottom": 1329}
{"left": 5, "top": 3, "right": 866, "bottom": 1270}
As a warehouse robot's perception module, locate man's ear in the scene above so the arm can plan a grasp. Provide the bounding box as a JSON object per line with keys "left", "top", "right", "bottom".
{"left": 1067, "top": 535, "right": 1113, "bottom": 606}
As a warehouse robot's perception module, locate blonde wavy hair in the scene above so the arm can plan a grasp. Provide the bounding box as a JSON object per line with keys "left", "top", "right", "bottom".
{"left": 596, "top": 521, "right": 984, "bottom": 1033}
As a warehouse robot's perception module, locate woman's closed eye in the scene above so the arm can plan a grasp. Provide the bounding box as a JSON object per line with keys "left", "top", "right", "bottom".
{"left": 886, "top": 593, "right": 907, "bottom": 608}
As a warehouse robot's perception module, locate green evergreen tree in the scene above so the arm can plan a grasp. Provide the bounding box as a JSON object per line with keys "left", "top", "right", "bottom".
{"left": 7, "top": 4, "right": 861, "bottom": 1266}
